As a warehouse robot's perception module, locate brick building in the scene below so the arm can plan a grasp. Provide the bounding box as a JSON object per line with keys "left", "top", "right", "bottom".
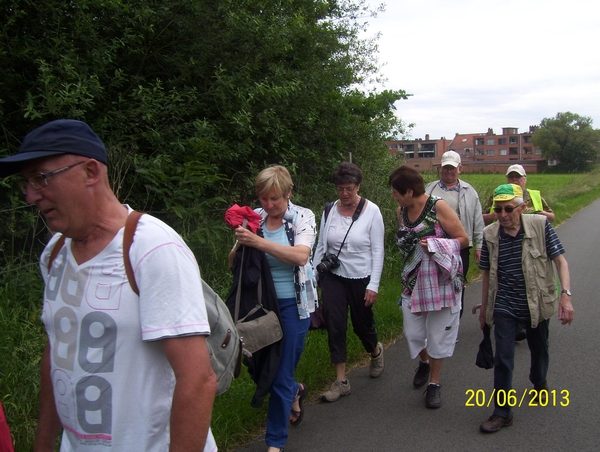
{"left": 388, "top": 126, "right": 548, "bottom": 174}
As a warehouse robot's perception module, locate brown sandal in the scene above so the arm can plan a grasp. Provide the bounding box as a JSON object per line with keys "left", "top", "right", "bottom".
{"left": 289, "top": 383, "right": 308, "bottom": 426}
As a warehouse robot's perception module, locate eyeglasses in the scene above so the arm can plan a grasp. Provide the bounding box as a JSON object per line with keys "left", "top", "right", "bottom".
{"left": 19, "top": 161, "right": 85, "bottom": 194}
{"left": 494, "top": 204, "right": 523, "bottom": 214}
{"left": 336, "top": 185, "right": 357, "bottom": 193}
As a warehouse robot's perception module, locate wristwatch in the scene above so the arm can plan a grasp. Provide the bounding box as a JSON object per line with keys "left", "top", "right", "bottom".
{"left": 561, "top": 289, "right": 572, "bottom": 296}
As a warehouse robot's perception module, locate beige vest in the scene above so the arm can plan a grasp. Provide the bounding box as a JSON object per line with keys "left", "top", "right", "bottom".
{"left": 483, "top": 214, "right": 559, "bottom": 328}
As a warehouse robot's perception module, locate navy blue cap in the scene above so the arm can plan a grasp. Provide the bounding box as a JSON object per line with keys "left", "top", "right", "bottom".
{"left": 0, "top": 119, "right": 108, "bottom": 177}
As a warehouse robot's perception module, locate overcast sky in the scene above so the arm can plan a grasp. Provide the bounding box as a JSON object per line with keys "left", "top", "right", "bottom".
{"left": 362, "top": 0, "right": 600, "bottom": 139}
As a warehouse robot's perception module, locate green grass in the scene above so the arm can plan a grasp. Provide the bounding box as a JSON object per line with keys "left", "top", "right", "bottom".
{"left": 3, "top": 168, "right": 600, "bottom": 451}
{"left": 0, "top": 263, "right": 46, "bottom": 449}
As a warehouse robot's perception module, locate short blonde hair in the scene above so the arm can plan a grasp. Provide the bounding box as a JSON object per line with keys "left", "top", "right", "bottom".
{"left": 255, "top": 165, "right": 294, "bottom": 198}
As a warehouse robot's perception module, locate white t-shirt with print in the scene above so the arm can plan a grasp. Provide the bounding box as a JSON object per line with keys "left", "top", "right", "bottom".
{"left": 40, "top": 211, "right": 217, "bottom": 451}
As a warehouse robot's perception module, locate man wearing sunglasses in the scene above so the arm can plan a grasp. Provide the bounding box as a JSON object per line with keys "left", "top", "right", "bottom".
{"left": 477, "top": 183, "right": 574, "bottom": 434}
{"left": 0, "top": 120, "right": 218, "bottom": 451}
{"left": 482, "top": 164, "right": 555, "bottom": 341}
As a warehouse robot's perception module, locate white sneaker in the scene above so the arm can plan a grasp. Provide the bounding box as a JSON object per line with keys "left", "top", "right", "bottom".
{"left": 320, "top": 379, "right": 351, "bottom": 402}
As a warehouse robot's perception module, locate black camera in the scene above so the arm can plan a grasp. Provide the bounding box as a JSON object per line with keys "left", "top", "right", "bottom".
{"left": 317, "top": 253, "right": 340, "bottom": 274}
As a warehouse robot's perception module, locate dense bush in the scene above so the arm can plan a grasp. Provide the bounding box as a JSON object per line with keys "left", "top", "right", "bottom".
{"left": 0, "top": 0, "right": 409, "bottom": 266}
{"left": 0, "top": 1, "right": 412, "bottom": 449}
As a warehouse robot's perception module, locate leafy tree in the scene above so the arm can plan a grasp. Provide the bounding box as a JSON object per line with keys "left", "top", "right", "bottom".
{"left": 532, "top": 112, "right": 600, "bottom": 172}
{"left": 0, "top": 2, "right": 413, "bottom": 448}
{"left": 0, "top": 0, "right": 409, "bottom": 266}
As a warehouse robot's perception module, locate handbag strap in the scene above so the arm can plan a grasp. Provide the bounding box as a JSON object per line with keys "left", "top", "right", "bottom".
{"left": 237, "top": 303, "right": 268, "bottom": 323}
{"left": 234, "top": 221, "right": 247, "bottom": 323}
{"left": 333, "top": 196, "right": 366, "bottom": 258}
{"left": 234, "top": 219, "right": 267, "bottom": 323}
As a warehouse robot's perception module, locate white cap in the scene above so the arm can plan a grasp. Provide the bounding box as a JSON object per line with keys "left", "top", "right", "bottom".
{"left": 440, "top": 151, "right": 461, "bottom": 167}
{"left": 506, "top": 164, "right": 526, "bottom": 177}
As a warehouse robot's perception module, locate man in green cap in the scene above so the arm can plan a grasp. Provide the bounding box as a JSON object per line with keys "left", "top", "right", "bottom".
{"left": 483, "top": 165, "right": 555, "bottom": 341}
{"left": 477, "top": 183, "right": 574, "bottom": 434}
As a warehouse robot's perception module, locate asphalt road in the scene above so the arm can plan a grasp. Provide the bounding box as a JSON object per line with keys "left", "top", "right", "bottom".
{"left": 236, "top": 198, "right": 600, "bottom": 452}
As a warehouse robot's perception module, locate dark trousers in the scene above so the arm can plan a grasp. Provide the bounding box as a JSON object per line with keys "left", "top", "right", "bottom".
{"left": 320, "top": 272, "right": 378, "bottom": 364}
{"left": 492, "top": 311, "right": 549, "bottom": 418}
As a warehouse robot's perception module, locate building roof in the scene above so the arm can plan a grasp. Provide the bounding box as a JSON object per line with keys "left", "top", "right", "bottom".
{"left": 448, "top": 133, "right": 479, "bottom": 155}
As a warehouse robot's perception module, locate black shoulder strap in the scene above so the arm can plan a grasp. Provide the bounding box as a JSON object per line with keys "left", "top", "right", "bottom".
{"left": 352, "top": 197, "right": 367, "bottom": 222}
{"left": 324, "top": 201, "right": 335, "bottom": 222}
{"left": 324, "top": 196, "right": 365, "bottom": 223}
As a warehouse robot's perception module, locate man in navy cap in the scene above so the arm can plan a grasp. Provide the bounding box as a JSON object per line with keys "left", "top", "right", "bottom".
{"left": 0, "top": 120, "right": 218, "bottom": 451}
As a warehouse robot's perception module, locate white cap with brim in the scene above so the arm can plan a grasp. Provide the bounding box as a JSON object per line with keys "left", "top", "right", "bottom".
{"left": 505, "top": 164, "right": 526, "bottom": 177}
{"left": 440, "top": 151, "right": 461, "bottom": 167}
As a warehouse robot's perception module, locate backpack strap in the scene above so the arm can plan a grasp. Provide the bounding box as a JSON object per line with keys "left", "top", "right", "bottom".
{"left": 123, "top": 211, "right": 144, "bottom": 296}
{"left": 46, "top": 210, "right": 144, "bottom": 296}
{"left": 47, "top": 235, "right": 67, "bottom": 271}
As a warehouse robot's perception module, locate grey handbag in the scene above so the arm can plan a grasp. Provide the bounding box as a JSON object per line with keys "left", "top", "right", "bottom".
{"left": 234, "top": 244, "right": 283, "bottom": 354}
{"left": 236, "top": 307, "right": 283, "bottom": 354}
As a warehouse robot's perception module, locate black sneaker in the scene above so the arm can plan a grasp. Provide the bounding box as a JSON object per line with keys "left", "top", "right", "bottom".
{"left": 515, "top": 325, "right": 527, "bottom": 341}
{"left": 425, "top": 383, "right": 441, "bottom": 409}
{"left": 413, "top": 361, "right": 430, "bottom": 388}
{"left": 532, "top": 380, "right": 549, "bottom": 404}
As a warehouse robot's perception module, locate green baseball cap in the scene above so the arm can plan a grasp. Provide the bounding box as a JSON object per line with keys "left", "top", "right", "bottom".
{"left": 493, "top": 183, "right": 523, "bottom": 202}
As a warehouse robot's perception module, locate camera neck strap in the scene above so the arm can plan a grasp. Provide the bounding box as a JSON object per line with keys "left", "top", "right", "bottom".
{"left": 334, "top": 196, "right": 366, "bottom": 258}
